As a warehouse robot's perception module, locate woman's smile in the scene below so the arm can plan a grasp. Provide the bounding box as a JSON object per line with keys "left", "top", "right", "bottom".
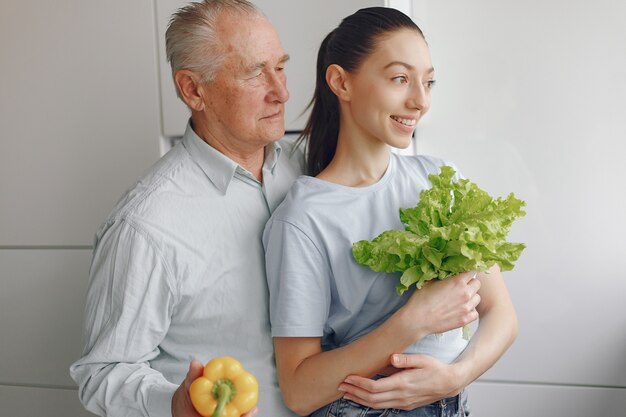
{"left": 390, "top": 115, "right": 417, "bottom": 132}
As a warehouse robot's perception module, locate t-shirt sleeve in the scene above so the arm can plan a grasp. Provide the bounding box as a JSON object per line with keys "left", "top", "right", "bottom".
{"left": 264, "top": 218, "right": 330, "bottom": 338}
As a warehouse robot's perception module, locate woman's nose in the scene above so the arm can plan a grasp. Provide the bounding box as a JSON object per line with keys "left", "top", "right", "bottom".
{"left": 407, "top": 83, "right": 430, "bottom": 112}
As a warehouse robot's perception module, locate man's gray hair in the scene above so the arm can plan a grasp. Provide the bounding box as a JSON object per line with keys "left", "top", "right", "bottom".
{"left": 165, "top": 0, "right": 263, "bottom": 94}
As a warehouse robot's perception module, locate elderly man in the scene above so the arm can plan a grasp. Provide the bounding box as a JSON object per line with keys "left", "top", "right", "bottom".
{"left": 71, "top": 1, "right": 495, "bottom": 416}
{"left": 70, "top": 1, "right": 301, "bottom": 416}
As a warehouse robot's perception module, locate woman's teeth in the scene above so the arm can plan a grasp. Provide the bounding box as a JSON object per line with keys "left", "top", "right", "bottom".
{"left": 391, "top": 116, "right": 416, "bottom": 126}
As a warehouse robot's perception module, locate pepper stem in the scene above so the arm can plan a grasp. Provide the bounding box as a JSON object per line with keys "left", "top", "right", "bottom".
{"left": 211, "top": 380, "right": 234, "bottom": 417}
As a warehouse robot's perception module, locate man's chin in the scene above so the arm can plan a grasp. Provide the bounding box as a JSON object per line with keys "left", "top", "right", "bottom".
{"left": 263, "top": 127, "right": 287, "bottom": 142}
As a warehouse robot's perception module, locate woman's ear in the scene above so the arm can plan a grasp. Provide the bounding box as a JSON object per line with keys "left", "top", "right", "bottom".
{"left": 326, "top": 64, "right": 352, "bottom": 102}
{"left": 174, "top": 70, "right": 205, "bottom": 111}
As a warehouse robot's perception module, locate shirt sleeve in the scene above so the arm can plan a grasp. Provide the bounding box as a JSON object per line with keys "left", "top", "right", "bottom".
{"left": 69, "top": 219, "right": 178, "bottom": 417}
{"left": 264, "top": 218, "right": 330, "bottom": 338}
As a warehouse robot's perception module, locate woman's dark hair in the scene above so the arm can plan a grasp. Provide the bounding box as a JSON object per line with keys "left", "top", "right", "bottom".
{"left": 298, "top": 7, "right": 424, "bottom": 176}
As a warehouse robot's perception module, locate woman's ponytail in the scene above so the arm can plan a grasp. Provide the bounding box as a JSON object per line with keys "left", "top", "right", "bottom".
{"left": 297, "top": 31, "right": 340, "bottom": 176}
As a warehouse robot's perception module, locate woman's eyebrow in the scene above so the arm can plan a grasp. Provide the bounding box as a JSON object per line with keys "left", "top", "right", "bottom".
{"left": 384, "top": 61, "right": 435, "bottom": 74}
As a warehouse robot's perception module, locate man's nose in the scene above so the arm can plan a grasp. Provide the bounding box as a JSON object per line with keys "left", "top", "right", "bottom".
{"left": 267, "top": 71, "right": 289, "bottom": 103}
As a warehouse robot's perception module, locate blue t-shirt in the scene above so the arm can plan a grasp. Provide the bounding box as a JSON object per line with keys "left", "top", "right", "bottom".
{"left": 263, "top": 153, "right": 468, "bottom": 364}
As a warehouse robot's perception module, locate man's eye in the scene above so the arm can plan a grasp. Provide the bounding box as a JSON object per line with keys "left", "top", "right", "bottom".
{"left": 426, "top": 79, "right": 437, "bottom": 89}
{"left": 245, "top": 71, "right": 263, "bottom": 80}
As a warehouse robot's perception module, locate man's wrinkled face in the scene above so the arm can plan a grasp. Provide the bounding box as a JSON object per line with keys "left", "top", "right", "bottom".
{"left": 199, "top": 14, "right": 290, "bottom": 150}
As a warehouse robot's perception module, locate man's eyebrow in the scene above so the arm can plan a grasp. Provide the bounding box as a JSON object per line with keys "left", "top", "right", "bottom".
{"left": 384, "top": 61, "right": 435, "bottom": 74}
{"left": 249, "top": 54, "right": 291, "bottom": 72}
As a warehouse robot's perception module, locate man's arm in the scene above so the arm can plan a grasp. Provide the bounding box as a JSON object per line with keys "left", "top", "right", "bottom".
{"left": 70, "top": 220, "right": 179, "bottom": 417}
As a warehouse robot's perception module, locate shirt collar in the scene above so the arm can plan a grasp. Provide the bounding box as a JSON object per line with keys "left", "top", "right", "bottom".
{"left": 181, "top": 121, "right": 283, "bottom": 194}
{"left": 264, "top": 138, "right": 282, "bottom": 174}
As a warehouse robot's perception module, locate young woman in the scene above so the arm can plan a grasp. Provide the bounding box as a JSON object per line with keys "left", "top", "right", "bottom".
{"left": 263, "top": 7, "right": 517, "bottom": 417}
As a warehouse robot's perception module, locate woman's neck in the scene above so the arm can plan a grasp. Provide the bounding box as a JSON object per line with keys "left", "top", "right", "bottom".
{"left": 316, "top": 128, "right": 391, "bottom": 187}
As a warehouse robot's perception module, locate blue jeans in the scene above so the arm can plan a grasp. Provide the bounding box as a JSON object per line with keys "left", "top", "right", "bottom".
{"left": 310, "top": 391, "right": 469, "bottom": 417}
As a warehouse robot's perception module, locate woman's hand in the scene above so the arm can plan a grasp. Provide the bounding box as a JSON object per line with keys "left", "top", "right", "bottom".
{"left": 332, "top": 270, "right": 480, "bottom": 410}
{"left": 337, "top": 354, "right": 461, "bottom": 410}
{"left": 339, "top": 265, "right": 518, "bottom": 411}
{"left": 401, "top": 270, "right": 481, "bottom": 338}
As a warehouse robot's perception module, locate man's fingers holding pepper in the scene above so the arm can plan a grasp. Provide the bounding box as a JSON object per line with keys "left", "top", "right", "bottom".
{"left": 186, "top": 360, "right": 205, "bottom": 388}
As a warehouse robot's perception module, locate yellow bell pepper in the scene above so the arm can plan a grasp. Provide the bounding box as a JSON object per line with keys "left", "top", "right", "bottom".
{"left": 189, "top": 356, "right": 258, "bottom": 417}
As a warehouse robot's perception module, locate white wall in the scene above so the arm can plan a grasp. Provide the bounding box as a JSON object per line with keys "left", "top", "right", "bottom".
{"left": 406, "top": 0, "right": 626, "bottom": 415}
{"left": 2, "top": 0, "right": 624, "bottom": 416}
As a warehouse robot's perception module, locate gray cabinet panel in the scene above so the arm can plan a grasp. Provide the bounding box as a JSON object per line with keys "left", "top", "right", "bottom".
{"left": 0, "top": 385, "right": 96, "bottom": 417}
{"left": 467, "top": 381, "right": 626, "bottom": 417}
{"left": 0, "top": 0, "right": 161, "bottom": 246}
{"left": 0, "top": 249, "right": 92, "bottom": 387}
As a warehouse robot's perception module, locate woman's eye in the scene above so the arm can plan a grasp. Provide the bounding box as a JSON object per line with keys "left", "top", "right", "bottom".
{"left": 391, "top": 75, "right": 408, "bottom": 84}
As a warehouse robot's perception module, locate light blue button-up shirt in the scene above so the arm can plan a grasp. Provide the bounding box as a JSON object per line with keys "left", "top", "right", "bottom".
{"left": 70, "top": 123, "right": 304, "bottom": 417}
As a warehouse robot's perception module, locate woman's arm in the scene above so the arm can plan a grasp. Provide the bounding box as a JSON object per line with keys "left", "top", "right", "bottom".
{"left": 451, "top": 264, "right": 519, "bottom": 386}
{"left": 337, "top": 264, "right": 517, "bottom": 409}
{"left": 274, "top": 271, "right": 482, "bottom": 416}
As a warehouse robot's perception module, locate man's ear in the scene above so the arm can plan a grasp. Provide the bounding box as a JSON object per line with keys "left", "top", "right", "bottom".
{"left": 326, "top": 64, "right": 351, "bottom": 102}
{"left": 174, "top": 70, "right": 205, "bottom": 111}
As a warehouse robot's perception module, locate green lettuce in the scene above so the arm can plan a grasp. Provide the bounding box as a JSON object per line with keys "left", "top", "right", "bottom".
{"left": 352, "top": 166, "right": 526, "bottom": 296}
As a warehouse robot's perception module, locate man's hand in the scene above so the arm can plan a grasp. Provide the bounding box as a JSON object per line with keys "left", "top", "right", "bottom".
{"left": 338, "top": 354, "right": 462, "bottom": 410}
{"left": 172, "top": 360, "right": 204, "bottom": 417}
{"left": 171, "top": 360, "right": 259, "bottom": 417}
